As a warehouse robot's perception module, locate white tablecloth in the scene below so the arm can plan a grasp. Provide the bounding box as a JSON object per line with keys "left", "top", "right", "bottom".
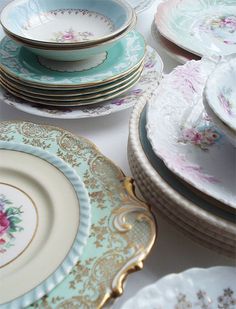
{"left": 0, "top": 1, "right": 235, "bottom": 307}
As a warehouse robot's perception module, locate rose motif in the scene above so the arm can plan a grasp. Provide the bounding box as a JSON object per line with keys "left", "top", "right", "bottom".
{"left": 0, "top": 211, "right": 10, "bottom": 236}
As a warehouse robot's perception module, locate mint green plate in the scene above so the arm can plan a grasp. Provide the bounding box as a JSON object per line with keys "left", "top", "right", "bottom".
{"left": 0, "top": 121, "right": 156, "bottom": 309}
{"left": 0, "top": 31, "right": 145, "bottom": 87}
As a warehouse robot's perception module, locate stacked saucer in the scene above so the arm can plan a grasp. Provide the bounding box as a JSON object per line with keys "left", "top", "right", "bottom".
{"left": 153, "top": 0, "right": 236, "bottom": 63}
{"left": 128, "top": 57, "right": 236, "bottom": 258}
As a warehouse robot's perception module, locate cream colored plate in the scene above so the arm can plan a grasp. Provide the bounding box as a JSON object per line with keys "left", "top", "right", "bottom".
{"left": 0, "top": 149, "right": 80, "bottom": 304}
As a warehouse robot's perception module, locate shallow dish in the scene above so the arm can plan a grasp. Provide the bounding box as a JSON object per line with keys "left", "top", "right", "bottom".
{"left": 0, "top": 142, "right": 91, "bottom": 309}
{"left": 0, "top": 121, "right": 156, "bottom": 309}
{"left": 146, "top": 58, "right": 236, "bottom": 211}
{"left": 0, "top": 46, "right": 163, "bottom": 118}
{"left": 204, "top": 54, "right": 236, "bottom": 133}
{"left": 156, "top": 0, "right": 236, "bottom": 57}
{"left": 121, "top": 267, "right": 236, "bottom": 308}
{"left": 0, "top": 30, "right": 145, "bottom": 87}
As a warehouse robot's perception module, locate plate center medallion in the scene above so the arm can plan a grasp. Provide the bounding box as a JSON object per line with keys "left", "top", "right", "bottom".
{"left": 0, "top": 183, "right": 38, "bottom": 267}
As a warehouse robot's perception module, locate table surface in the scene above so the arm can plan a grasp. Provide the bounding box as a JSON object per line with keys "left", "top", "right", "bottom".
{"left": 0, "top": 0, "right": 235, "bottom": 307}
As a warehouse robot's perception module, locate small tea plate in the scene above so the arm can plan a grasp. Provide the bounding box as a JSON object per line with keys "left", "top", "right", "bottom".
{"left": 0, "top": 121, "right": 156, "bottom": 309}
{"left": 0, "top": 142, "right": 91, "bottom": 309}
{"left": 146, "top": 58, "right": 236, "bottom": 211}
{"left": 121, "top": 267, "right": 236, "bottom": 308}
{"left": 156, "top": 0, "right": 236, "bottom": 57}
{"left": 205, "top": 55, "right": 236, "bottom": 133}
{"left": 0, "top": 30, "right": 145, "bottom": 87}
{"left": 0, "top": 46, "right": 163, "bottom": 118}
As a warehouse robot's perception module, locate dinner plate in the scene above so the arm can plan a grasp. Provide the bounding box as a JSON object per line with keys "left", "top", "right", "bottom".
{"left": 0, "top": 63, "right": 143, "bottom": 95}
{"left": 0, "top": 46, "right": 163, "bottom": 118}
{"left": 0, "top": 30, "right": 145, "bottom": 87}
{"left": 0, "top": 68, "right": 141, "bottom": 103}
{"left": 0, "top": 142, "right": 91, "bottom": 308}
{"left": 156, "top": 0, "right": 236, "bottom": 57}
{"left": 0, "top": 121, "right": 156, "bottom": 309}
{"left": 146, "top": 58, "right": 236, "bottom": 212}
{"left": 0, "top": 72, "right": 141, "bottom": 106}
{"left": 128, "top": 98, "right": 236, "bottom": 256}
{"left": 121, "top": 266, "right": 236, "bottom": 308}
{"left": 151, "top": 20, "right": 200, "bottom": 64}
{"left": 205, "top": 54, "right": 236, "bottom": 133}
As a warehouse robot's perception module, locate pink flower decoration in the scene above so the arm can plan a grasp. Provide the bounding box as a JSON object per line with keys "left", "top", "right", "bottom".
{"left": 0, "top": 211, "right": 10, "bottom": 236}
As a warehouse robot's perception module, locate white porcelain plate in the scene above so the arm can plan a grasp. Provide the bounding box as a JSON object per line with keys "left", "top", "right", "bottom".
{"left": 205, "top": 55, "right": 236, "bottom": 132}
{"left": 121, "top": 266, "right": 236, "bottom": 309}
{"left": 146, "top": 58, "right": 236, "bottom": 210}
{"left": 0, "top": 46, "right": 163, "bottom": 118}
{"left": 0, "top": 142, "right": 90, "bottom": 308}
{"left": 156, "top": 0, "right": 236, "bottom": 57}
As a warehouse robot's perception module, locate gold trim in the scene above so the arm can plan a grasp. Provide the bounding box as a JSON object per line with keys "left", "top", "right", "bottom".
{"left": 0, "top": 47, "right": 146, "bottom": 89}
{"left": 0, "top": 63, "right": 144, "bottom": 98}
{"left": 1, "top": 6, "right": 136, "bottom": 49}
{"left": 0, "top": 181, "right": 38, "bottom": 269}
{"left": 0, "top": 120, "right": 157, "bottom": 308}
{"left": 0, "top": 63, "right": 144, "bottom": 99}
{"left": 0, "top": 72, "right": 142, "bottom": 107}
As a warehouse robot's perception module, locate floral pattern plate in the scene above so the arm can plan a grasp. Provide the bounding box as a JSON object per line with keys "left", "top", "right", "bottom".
{"left": 0, "top": 31, "right": 145, "bottom": 87}
{"left": 121, "top": 267, "right": 236, "bottom": 308}
{"left": 0, "top": 142, "right": 91, "bottom": 309}
{"left": 146, "top": 58, "right": 236, "bottom": 212}
{"left": 205, "top": 54, "right": 236, "bottom": 133}
{"left": 0, "top": 46, "right": 163, "bottom": 118}
{"left": 0, "top": 121, "right": 156, "bottom": 309}
{"left": 156, "top": 0, "right": 236, "bottom": 57}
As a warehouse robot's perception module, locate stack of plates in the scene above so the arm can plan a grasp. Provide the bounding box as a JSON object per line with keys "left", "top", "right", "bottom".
{"left": 128, "top": 57, "right": 236, "bottom": 258}
{"left": 0, "top": 121, "right": 156, "bottom": 308}
{"left": 0, "top": 30, "right": 145, "bottom": 107}
{"left": 153, "top": 0, "right": 236, "bottom": 63}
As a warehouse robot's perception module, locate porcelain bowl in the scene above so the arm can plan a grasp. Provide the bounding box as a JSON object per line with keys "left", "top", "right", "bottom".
{"left": 5, "top": 16, "right": 136, "bottom": 61}
{"left": 1, "top": 0, "right": 134, "bottom": 47}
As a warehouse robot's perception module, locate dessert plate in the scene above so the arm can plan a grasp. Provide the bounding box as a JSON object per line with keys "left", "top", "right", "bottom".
{"left": 0, "top": 46, "right": 163, "bottom": 118}
{"left": 0, "top": 142, "right": 91, "bottom": 309}
{"left": 146, "top": 58, "right": 236, "bottom": 211}
{"left": 0, "top": 121, "right": 156, "bottom": 309}
{"left": 151, "top": 20, "right": 200, "bottom": 64}
{"left": 205, "top": 55, "right": 236, "bottom": 133}
{"left": 156, "top": 0, "right": 236, "bottom": 57}
{"left": 0, "top": 31, "right": 145, "bottom": 87}
{"left": 121, "top": 267, "right": 236, "bottom": 308}
{"left": 127, "top": 0, "right": 155, "bottom": 13}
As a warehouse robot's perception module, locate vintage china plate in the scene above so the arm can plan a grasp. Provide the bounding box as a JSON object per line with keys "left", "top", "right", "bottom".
{"left": 0, "top": 31, "right": 145, "bottom": 87}
{"left": 128, "top": 98, "right": 236, "bottom": 256}
{"left": 146, "top": 58, "right": 236, "bottom": 211}
{"left": 0, "top": 70, "right": 141, "bottom": 106}
{"left": 0, "top": 121, "right": 156, "bottom": 309}
{"left": 121, "top": 267, "right": 236, "bottom": 308}
{"left": 0, "top": 142, "right": 91, "bottom": 308}
{"left": 205, "top": 55, "right": 236, "bottom": 133}
{"left": 0, "top": 63, "right": 143, "bottom": 96}
{"left": 151, "top": 20, "right": 200, "bottom": 64}
{"left": 0, "top": 46, "right": 163, "bottom": 118}
{"left": 156, "top": 0, "right": 236, "bottom": 57}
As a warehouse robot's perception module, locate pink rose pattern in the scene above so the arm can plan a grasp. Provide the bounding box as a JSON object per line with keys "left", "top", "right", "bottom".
{"left": 52, "top": 28, "right": 94, "bottom": 43}
{"left": 0, "top": 194, "right": 24, "bottom": 254}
